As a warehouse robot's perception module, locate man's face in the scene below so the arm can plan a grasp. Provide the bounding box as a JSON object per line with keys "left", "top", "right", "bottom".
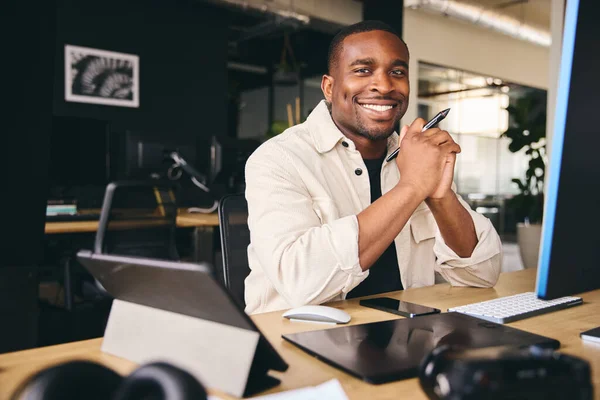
{"left": 322, "top": 30, "right": 410, "bottom": 141}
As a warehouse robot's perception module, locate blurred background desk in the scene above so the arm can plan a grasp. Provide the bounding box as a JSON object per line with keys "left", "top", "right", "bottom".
{"left": 45, "top": 209, "right": 218, "bottom": 233}
{"left": 45, "top": 209, "right": 219, "bottom": 263}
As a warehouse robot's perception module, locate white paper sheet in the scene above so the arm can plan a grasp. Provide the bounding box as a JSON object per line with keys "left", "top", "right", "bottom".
{"left": 208, "top": 379, "right": 348, "bottom": 400}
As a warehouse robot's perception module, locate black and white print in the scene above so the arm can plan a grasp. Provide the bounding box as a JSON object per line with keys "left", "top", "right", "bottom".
{"left": 65, "top": 45, "right": 139, "bottom": 108}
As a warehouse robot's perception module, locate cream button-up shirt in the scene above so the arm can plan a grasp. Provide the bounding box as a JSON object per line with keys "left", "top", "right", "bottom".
{"left": 244, "top": 100, "right": 502, "bottom": 314}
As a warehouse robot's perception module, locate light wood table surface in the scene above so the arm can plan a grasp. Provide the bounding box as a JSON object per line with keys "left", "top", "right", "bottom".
{"left": 1, "top": 269, "right": 599, "bottom": 399}
{"left": 44, "top": 209, "right": 219, "bottom": 235}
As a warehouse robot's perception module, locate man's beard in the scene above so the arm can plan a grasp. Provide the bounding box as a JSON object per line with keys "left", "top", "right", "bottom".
{"left": 354, "top": 109, "right": 399, "bottom": 141}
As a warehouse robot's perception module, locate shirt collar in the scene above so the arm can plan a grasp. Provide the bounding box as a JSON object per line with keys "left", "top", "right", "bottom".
{"left": 306, "top": 100, "right": 400, "bottom": 156}
{"left": 306, "top": 100, "right": 345, "bottom": 154}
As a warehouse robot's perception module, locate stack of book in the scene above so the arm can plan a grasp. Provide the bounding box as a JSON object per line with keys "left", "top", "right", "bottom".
{"left": 46, "top": 199, "right": 77, "bottom": 216}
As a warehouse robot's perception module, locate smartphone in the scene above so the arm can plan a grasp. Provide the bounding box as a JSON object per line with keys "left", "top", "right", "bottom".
{"left": 359, "top": 297, "right": 441, "bottom": 318}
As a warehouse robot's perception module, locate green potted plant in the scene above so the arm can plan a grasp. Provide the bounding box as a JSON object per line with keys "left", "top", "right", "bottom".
{"left": 265, "top": 120, "right": 291, "bottom": 140}
{"left": 501, "top": 90, "right": 547, "bottom": 269}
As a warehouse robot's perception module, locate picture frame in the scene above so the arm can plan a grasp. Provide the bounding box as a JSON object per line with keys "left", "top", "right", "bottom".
{"left": 64, "top": 44, "right": 139, "bottom": 108}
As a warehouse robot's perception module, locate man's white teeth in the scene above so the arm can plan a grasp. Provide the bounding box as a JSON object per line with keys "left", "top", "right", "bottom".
{"left": 361, "top": 104, "right": 393, "bottom": 112}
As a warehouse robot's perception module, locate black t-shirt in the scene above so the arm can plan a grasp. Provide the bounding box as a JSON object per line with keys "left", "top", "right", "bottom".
{"left": 347, "top": 156, "right": 403, "bottom": 298}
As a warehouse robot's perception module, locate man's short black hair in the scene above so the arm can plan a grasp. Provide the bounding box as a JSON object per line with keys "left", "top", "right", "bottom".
{"left": 327, "top": 20, "right": 408, "bottom": 74}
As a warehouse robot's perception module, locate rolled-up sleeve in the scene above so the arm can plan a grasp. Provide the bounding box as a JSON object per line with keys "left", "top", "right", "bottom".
{"left": 245, "top": 143, "right": 368, "bottom": 308}
{"left": 433, "top": 194, "right": 502, "bottom": 288}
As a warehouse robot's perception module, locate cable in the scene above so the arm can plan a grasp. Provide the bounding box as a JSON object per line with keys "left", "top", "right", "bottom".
{"left": 166, "top": 151, "right": 219, "bottom": 213}
{"left": 167, "top": 164, "right": 183, "bottom": 180}
{"left": 191, "top": 176, "right": 211, "bottom": 193}
{"left": 169, "top": 152, "right": 211, "bottom": 193}
{"left": 187, "top": 176, "right": 218, "bottom": 213}
{"left": 187, "top": 202, "right": 218, "bottom": 213}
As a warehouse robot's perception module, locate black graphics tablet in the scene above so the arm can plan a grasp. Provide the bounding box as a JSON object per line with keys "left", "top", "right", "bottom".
{"left": 76, "top": 250, "right": 288, "bottom": 389}
{"left": 283, "top": 312, "right": 560, "bottom": 384}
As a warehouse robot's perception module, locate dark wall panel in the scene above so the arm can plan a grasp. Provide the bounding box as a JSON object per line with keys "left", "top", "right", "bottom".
{"left": 1, "top": 0, "right": 56, "bottom": 352}
{"left": 362, "top": 0, "right": 404, "bottom": 36}
{"left": 53, "top": 0, "right": 229, "bottom": 137}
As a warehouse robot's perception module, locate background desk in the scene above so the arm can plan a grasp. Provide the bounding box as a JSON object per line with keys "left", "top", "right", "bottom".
{"left": 45, "top": 209, "right": 219, "bottom": 263}
{"left": 1, "top": 269, "right": 599, "bottom": 400}
{"left": 45, "top": 209, "right": 219, "bottom": 234}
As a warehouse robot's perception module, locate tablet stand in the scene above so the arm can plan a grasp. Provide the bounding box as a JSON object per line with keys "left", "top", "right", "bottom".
{"left": 102, "top": 299, "right": 282, "bottom": 397}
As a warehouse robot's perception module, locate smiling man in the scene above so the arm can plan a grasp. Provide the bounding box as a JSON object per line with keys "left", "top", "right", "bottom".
{"left": 243, "top": 21, "right": 502, "bottom": 314}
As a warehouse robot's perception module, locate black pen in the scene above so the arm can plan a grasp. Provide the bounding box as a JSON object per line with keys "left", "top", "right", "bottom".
{"left": 385, "top": 108, "right": 451, "bottom": 162}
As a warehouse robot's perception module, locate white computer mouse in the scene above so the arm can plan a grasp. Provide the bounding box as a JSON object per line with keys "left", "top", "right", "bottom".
{"left": 282, "top": 305, "right": 351, "bottom": 324}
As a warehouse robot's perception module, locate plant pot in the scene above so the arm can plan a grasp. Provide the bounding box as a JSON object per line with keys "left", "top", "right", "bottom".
{"left": 516, "top": 223, "right": 542, "bottom": 269}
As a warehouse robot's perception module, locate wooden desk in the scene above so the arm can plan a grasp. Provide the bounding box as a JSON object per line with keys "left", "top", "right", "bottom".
{"left": 44, "top": 209, "right": 219, "bottom": 265}
{"left": 44, "top": 209, "right": 219, "bottom": 234}
{"left": 1, "top": 269, "right": 599, "bottom": 400}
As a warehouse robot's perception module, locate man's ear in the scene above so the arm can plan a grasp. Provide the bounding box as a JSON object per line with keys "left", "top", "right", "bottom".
{"left": 321, "top": 74, "right": 334, "bottom": 103}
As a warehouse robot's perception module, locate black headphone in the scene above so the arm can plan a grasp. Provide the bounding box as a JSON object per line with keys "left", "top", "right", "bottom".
{"left": 12, "top": 361, "right": 207, "bottom": 400}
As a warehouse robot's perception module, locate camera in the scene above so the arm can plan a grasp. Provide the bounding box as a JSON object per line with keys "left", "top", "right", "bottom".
{"left": 418, "top": 345, "right": 593, "bottom": 400}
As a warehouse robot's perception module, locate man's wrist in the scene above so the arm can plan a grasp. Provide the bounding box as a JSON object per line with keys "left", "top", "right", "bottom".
{"left": 395, "top": 181, "right": 428, "bottom": 203}
{"left": 425, "top": 192, "right": 456, "bottom": 211}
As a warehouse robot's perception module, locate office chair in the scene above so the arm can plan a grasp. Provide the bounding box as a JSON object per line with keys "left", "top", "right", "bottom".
{"left": 95, "top": 181, "right": 180, "bottom": 260}
{"left": 218, "top": 193, "right": 251, "bottom": 307}
{"left": 76, "top": 180, "right": 181, "bottom": 304}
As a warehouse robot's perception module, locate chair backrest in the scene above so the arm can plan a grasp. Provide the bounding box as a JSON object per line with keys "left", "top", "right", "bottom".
{"left": 218, "top": 193, "right": 250, "bottom": 307}
{"left": 95, "top": 181, "right": 180, "bottom": 260}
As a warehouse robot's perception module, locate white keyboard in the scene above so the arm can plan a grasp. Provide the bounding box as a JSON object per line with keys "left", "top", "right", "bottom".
{"left": 448, "top": 292, "right": 583, "bottom": 324}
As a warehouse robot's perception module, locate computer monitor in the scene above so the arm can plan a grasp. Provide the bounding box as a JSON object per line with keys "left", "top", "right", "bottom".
{"left": 211, "top": 136, "right": 261, "bottom": 194}
{"left": 120, "top": 131, "right": 217, "bottom": 208}
{"left": 536, "top": 0, "right": 600, "bottom": 299}
{"left": 121, "top": 131, "right": 200, "bottom": 181}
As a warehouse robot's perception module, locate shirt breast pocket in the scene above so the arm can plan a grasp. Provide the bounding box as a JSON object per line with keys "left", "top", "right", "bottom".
{"left": 311, "top": 197, "right": 340, "bottom": 225}
{"left": 410, "top": 209, "right": 438, "bottom": 244}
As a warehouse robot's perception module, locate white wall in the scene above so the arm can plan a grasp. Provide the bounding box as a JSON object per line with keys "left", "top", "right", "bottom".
{"left": 403, "top": 8, "right": 550, "bottom": 124}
